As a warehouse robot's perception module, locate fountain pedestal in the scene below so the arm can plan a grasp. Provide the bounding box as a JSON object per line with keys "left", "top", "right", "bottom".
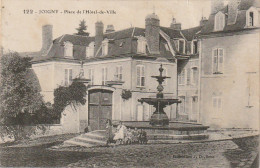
{"left": 138, "top": 64, "right": 180, "bottom": 127}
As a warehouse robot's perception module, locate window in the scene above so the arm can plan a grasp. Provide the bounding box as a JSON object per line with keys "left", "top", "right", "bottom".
{"left": 192, "top": 40, "right": 198, "bottom": 54}
{"left": 102, "top": 39, "right": 109, "bottom": 56}
{"left": 249, "top": 12, "right": 254, "bottom": 26}
{"left": 88, "top": 69, "right": 94, "bottom": 85}
{"left": 178, "top": 39, "right": 185, "bottom": 54}
{"left": 191, "top": 67, "right": 198, "bottom": 85}
{"left": 246, "top": 8, "right": 259, "bottom": 27}
{"left": 137, "top": 65, "right": 145, "bottom": 87}
{"left": 191, "top": 96, "right": 198, "bottom": 121}
{"left": 102, "top": 67, "right": 107, "bottom": 85}
{"left": 212, "top": 48, "right": 224, "bottom": 74}
{"left": 137, "top": 105, "right": 144, "bottom": 121}
{"left": 115, "top": 65, "right": 123, "bottom": 81}
{"left": 186, "top": 68, "right": 191, "bottom": 85}
{"left": 178, "top": 96, "right": 186, "bottom": 114}
{"left": 178, "top": 69, "right": 185, "bottom": 85}
{"left": 212, "top": 96, "right": 222, "bottom": 114}
{"left": 137, "top": 36, "right": 146, "bottom": 54}
{"left": 214, "top": 12, "right": 225, "bottom": 31}
{"left": 86, "top": 42, "right": 94, "bottom": 58}
{"left": 64, "top": 69, "right": 72, "bottom": 86}
{"left": 64, "top": 41, "right": 73, "bottom": 57}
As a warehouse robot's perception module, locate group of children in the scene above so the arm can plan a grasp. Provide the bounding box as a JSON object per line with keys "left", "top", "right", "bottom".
{"left": 106, "top": 120, "right": 148, "bottom": 145}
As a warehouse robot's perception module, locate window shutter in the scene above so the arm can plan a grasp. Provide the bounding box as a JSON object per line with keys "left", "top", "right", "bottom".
{"left": 187, "top": 68, "right": 191, "bottom": 85}
{"left": 137, "top": 66, "right": 140, "bottom": 86}
{"left": 141, "top": 66, "right": 145, "bottom": 86}
{"left": 218, "top": 49, "right": 224, "bottom": 73}
{"left": 65, "top": 69, "right": 68, "bottom": 85}
{"left": 213, "top": 49, "right": 218, "bottom": 73}
{"left": 218, "top": 98, "right": 222, "bottom": 109}
{"left": 69, "top": 69, "right": 72, "bottom": 84}
{"left": 120, "top": 66, "right": 123, "bottom": 81}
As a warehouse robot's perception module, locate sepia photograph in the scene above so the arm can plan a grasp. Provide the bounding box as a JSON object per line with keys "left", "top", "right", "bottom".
{"left": 0, "top": 0, "right": 259, "bottom": 167}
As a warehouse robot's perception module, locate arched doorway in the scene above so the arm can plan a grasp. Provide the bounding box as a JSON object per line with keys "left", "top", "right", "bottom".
{"left": 88, "top": 89, "right": 113, "bottom": 130}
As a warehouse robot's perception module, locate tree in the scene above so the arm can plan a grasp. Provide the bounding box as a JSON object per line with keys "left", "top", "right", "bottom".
{"left": 75, "top": 20, "right": 90, "bottom": 36}
{"left": 0, "top": 52, "right": 43, "bottom": 125}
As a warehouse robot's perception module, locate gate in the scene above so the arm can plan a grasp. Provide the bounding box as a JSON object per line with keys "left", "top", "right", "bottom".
{"left": 88, "top": 89, "right": 113, "bottom": 130}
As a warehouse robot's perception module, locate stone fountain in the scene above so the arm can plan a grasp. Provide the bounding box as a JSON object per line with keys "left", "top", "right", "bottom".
{"left": 138, "top": 64, "right": 181, "bottom": 126}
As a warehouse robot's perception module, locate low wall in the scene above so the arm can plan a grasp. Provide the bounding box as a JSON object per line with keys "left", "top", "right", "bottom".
{"left": 0, "top": 124, "right": 63, "bottom": 144}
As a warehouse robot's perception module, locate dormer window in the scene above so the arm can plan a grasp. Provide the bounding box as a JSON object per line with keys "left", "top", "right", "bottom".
{"left": 246, "top": 7, "right": 259, "bottom": 27}
{"left": 86, "top": 42, "right": 94, "bottom": 58}
{"left": 215, "top": 12, "right": 225, "bottom": 31}
{"left": 101, "top": 39, "right": 109, "bottom": 56}
{"left": 137, "top": 36, "right": 146, "bottom": 54}
{"left": 64, "top": 41, "right": 73, "bottom": 57}
{"left": 178, "top": 39, "right": 185, "bottom": 54}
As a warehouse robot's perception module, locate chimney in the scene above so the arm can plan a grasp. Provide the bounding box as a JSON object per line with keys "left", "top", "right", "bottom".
{"left": 105, "top": 25, "right": 115, "bottom": 33}
{"left": 200, "top": 17, "right": 208, "bottom": 26}
{"left": 94, "top": 21, "right": 104, "bottom": 56}
{"left": 227, "top": 0, "right": 240, "bottom": 25}
{"left": 211, "top": 0, "right": 224, "bottom": 14}
{"left": 145, "top": 13, "right": 160, "bottom": 54}
{"left": 170, "top": 18, "right": 182, "bottom": 30}
{"left": 41, "top": 24, "right": 53, "bottom": 54}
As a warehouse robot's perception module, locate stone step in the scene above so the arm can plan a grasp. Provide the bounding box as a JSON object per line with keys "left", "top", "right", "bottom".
{"left": 63, "top": 140, "right": 94, "bottom": 147}
{"left": 81, "top": 133, "right": 107, "bottom": 141}
{"left": 73, "top": 137, "right": 107, "bottom": 146}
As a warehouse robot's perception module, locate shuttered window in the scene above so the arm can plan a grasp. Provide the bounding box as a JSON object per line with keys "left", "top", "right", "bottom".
{"left": 102, "top": 67, "right": 107, "bottom": 85}
{"left": 64, "top": 69, "right": 72, "bottom": 86}
{"left": 213, "top": 48, "right": 224, "bottom": 74}
{"left": 137, "top": 65, "right": 145, "bottom": 87}
{"left": 88, "top": 69, "right": 94, "bottom": 85}
{"left": 116, "top": 66, "right": 123, "bottom": 81}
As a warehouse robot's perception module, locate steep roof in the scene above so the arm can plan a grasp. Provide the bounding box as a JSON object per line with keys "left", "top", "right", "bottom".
{"left": 200, "top": 0, "right": 260, "bottom": 35}
{"left": 32, "top": 26, "right": 186, "bottom": 63}
{"left": 181, "top": 26, "right": 203, "bottom": 41}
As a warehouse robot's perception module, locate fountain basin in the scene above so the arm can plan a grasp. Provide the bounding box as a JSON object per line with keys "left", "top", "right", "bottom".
{"left": 112, "top": 121, "right": 209, "bottom": 141}
{"left": 138, "top": 98, "right": 181, "bottom": 126}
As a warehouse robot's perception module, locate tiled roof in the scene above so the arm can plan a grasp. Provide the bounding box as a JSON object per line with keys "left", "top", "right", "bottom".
{"left": 160, "top": 27, "right": 183, "bottom": 39}
{"left": 200, "top": 0, "right": 260, "bottom": 35}
{"left": 32, "top": 25, "right": 198, "bottom": 63}
{"left": 54, "top": 34, "right": 94, "bottom": 46}
{"left": 181, "top": 26, "right": 202, "bottom": 41}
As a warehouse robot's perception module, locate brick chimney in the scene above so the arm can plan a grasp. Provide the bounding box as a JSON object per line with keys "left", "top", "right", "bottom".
{"left": 200, "top": 17, "right": 208, "bottom": 26}
{"left": 170, "top": 18, "right": 182, "bottom": 30}
{"left": 145, "top": 13, "right": 160, "bottom": 54}
{"left": 41, "top": 24, "right": 53, "bottom": 54}
{"left": 105, "top": 25, "right": 115, "bottom": 33}
{"left": 211, "top": 0, "right": 224, "bottom": 14}
{"left": 227, "top": 0, "right": 240, "bottom": 25}
{"left": 94, "top": 21, "right": 104, "bottom": 56}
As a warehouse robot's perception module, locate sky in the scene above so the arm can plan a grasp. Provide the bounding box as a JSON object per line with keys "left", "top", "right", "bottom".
{"left": 1, "top": 0, "right": 212, "bottom": 52}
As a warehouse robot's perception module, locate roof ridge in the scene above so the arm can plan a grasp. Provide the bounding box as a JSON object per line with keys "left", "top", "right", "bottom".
{"left": 104, "top": 27, "right": 144, "bottom": 35}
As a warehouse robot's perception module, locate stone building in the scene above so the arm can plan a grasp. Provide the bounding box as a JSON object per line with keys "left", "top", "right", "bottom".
{"left": 198, "top": 0, "right": 260, "bottom": 129}
{"left": 30, "top": 13, "right": 195, "bottom": 132}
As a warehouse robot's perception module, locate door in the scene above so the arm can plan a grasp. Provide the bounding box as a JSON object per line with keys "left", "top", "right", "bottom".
{"left": 88, "top": 89, "right": 112, "bottom": 130}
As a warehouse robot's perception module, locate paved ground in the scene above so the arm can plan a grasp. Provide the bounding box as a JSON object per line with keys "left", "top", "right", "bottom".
{"left": 56, "top": 140, "right": 258, "bottom": 168}
{"left": 0, "top": 139, "right": 258, "bottom": 167}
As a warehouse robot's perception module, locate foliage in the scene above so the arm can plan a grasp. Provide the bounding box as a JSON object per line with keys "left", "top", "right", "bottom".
{"left": 52, "top": 79, "right": 87, "bottom": 119}
{"left": 75, "top": 20, "right": 90, "bottom": 36}
{"left": 121, "top": 89, "right": 132, "bottom": 100}
{"left": 0, "top": 52, "right": 43, "bottom": 125}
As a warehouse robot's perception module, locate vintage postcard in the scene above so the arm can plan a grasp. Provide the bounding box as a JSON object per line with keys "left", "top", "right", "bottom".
{"left": 0, "top": 0, "right": 259, "bottom": 167}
